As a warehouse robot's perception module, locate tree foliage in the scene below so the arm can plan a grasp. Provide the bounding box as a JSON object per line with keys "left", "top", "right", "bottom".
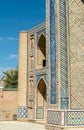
{"left": 3, "top": 69, "right": 18, "bottom": 89}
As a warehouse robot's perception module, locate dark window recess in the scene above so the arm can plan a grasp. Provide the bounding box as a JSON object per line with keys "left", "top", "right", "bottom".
{"left": 43, "top": 59, "right": 46, "bottom": 67}
{"left": 81, "top": 0, "right": 84, "bottom": 3}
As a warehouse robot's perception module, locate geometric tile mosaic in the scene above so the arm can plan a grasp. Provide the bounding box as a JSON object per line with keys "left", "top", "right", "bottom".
{"left": 50, "top": 0, "right": 57, "bottom": 104}
{"left": 69, "top": 0, "right": 84, "bottom": 109}
{"left": 36, "top": 74, "right": 46, "bottom": 84}
{"left": 47, "top": 110, "right": 84, "bottom": 126}
{"left": 59, "top": 0, "right": 68, "bottom": 109}
{"left": 36, "top": 108, "right": 44, "bottom": 119}
{"left": 66, "top": 111, "right": 84, "bottom": 126}
{"left": 37, "top": 29, "right": 46, "bottom": 41}
{"left": 17, "top": 107, "right": 28, "bottom": 118}
{"left": 47, "top": 110, "right": 62, "bottom": 125}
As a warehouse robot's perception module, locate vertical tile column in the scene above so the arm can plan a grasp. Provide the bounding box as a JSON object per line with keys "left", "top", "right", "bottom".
{"left": 50, "top": 0, "right": 57, "bottom": 104}
{"left": 59, "top": 0, "right": 68, "bottom": 109}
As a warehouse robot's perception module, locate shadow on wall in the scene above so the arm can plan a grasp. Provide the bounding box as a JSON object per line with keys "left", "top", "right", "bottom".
{"left": 81, "top": 0, "right": 84, "bottom": 3}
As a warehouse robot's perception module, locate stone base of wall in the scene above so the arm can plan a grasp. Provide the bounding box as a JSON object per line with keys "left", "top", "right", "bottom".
{"left": 0, "top": 91, "right": 18, "bottom": 121}
{"left": 0, "top": 110, "right": 17, "bottom": 121}
{"left": 47, "top": 110, "right": 84, "bottom": 126}
{"left": 17, "top": 118, "right": 29, "bottom": 122}
{"left": 35, "top": 119, "right": 46, "bottom": 124}
{"left": 46, "top": 125, "right": 84, "bottom": 130}
{"left": 17, "top": 118, "right": 45, "bottom": 124}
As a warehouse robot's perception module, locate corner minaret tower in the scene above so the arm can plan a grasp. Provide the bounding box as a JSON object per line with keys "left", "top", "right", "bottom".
{"left": 46, "top": 0, "right": 84, "bottom": 129}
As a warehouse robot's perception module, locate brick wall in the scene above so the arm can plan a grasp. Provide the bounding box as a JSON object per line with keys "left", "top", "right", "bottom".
{"left": 0, "top": 91, "right": 18, "bottom": 120}
{"left": 18, "top": 32, "right": 28, "bottom": 106}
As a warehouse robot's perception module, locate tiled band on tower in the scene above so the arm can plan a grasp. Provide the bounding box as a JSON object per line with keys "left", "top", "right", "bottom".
{"left": 46, "top": 0, "right": 84, "bottom": 129}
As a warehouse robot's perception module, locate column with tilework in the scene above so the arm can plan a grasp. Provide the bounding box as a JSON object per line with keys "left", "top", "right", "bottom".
{"left": 46, "top": 0, "right": 84, "bottom": 129}
{"left": 17, "top": 32, "right": 28, "bottom": 119}
{"left": 67, "top": 0, "right": 84, "bottom": 127}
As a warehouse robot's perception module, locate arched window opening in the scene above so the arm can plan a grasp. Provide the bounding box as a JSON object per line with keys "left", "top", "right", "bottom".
{"left": 81, "top": 0, "right": 84, "bottom": 4}
{"left": 37, "top": 34, "right": 46, "bottom": 68}
{"left": 37, "top": 79, "right": 46, "bottom": 107}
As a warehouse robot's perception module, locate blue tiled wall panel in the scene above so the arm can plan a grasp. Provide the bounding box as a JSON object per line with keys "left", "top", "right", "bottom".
{"left": 47, "top": 110, "right": 62, "bottom": 125}
{"left": 36, "top": 74, "right": 46, "bottom": 84}
{"left": 37, "top": 29, "right": 46, "bottom": 41}
{"left": 50, "top": 0, "right": 57, "bottom": 104}
{"left": 66, "top": 111, "right": 84, "bottom": 126}
{"left": 36, "top": 108, "right": 44, "bottom": 119}
{"left": 17, "top": 107, "right": 28, "bottom": 118}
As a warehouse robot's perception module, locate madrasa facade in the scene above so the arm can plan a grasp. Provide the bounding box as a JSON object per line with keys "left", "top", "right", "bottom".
{"left": 17, "top": 0, "right": 84, "bottom": 129}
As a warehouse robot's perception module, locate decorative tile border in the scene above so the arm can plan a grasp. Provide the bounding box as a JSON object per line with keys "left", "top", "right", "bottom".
{"left": 29, "top": 68, "right": 46, "bottom": 76}
{"left": 29, "top": 22, "right": 45, "bottom": 35}
{"left": 47, "top": 110, "right": 62, "bottom": 125}
{"left": 47, "top": 110, "right": 84, "bottom": 126}
{"left": 37, "top": 29, "right": 46, "bottom": 41}
{"left": 35, "top": 68, "right": 46, "bottom": 75}
{"left": 36, "top": 74, "right": 46, "bottom": 84}
{"left": 36, "top": 108, "right": 44, "bottom": 119}
{"left": 66, "top": 111, "right": 84, "bottom": 126}
{"left": 17, "top": 107, "right": 28, "bottom": 118}
{"left": 59, "top": 0, "right": 68, "bottom": 109}
{"left": 50, "top": 0, "right": 57, "bottom": 104}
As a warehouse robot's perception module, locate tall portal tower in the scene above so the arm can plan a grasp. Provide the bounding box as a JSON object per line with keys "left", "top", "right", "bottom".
{"left": 46, "top": 0, "right": 84, "bottom": 129}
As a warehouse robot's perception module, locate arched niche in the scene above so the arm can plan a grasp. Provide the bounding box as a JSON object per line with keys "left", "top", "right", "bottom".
{"left": 37, "top": 34, "right": 46, "bottom": 68}
{"left": 37, "top": 78, "right": 46, "bottom": 107}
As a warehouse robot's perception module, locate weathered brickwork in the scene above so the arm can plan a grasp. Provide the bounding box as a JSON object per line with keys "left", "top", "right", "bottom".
{"left": 0, "top": 91, "right": 18, "bottom": 120}
{"left": 18, "top": 32, "right": 28, "bottom": 107}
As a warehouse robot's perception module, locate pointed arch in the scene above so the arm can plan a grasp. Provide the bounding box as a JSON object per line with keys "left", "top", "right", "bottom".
{"left": 38, "top": 34, "right": 46, "bottom": 57}
{"left": 37, "top": 34, "right": 46, "bottom": 68}
{"left": 37, "top": 76, "right": 46, "bottom": 87}
{"left": 81, "top": 0, "right": 84, "bottom": 4}
{"left": 37, "top": 78, "right": 46, "bottom": 107}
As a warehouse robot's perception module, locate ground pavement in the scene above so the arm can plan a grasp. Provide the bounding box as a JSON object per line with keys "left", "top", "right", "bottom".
{"left": 0, "top": 121, "right": 46, "bottom": 130}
